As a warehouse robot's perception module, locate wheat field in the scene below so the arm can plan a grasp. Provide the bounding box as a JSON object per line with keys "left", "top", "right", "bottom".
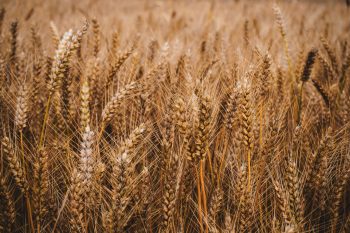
{"left": 0, "top": 0, "right": 350, "bottom": 232}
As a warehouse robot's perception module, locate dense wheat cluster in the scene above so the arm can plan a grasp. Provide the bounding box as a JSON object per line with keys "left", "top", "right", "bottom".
{"left": 0, "top": 0, "right": 350, "bottom": 232}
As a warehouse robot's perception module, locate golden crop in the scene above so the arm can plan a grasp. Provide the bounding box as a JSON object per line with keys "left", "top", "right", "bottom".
{"left": 0, "top": 0, "right": 349, "bottom": 232}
